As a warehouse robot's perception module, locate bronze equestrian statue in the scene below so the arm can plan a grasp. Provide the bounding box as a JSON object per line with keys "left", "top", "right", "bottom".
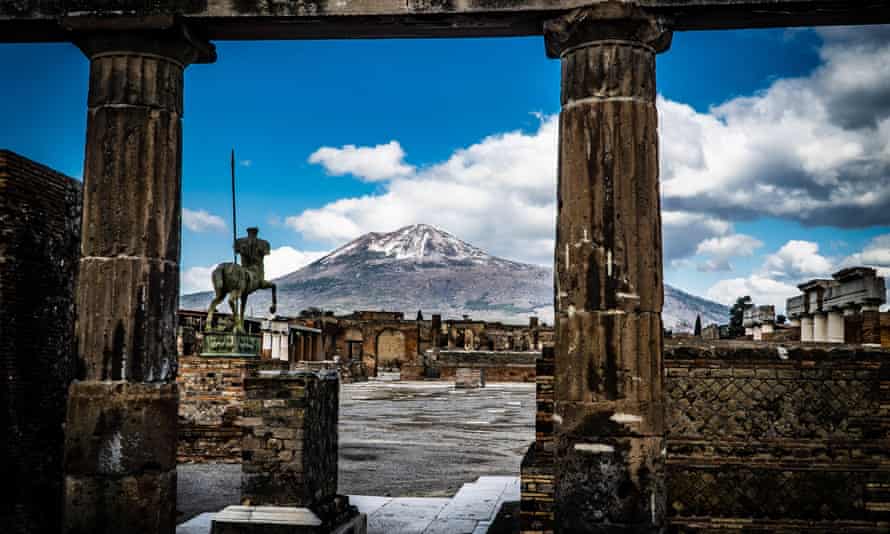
{"left": 206, "top": 226, "right": 277, "bottom": 332}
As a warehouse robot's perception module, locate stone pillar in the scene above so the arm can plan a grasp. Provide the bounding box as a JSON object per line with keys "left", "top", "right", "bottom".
{"left": 752, "top": 325, "right": 762, "bottom": 341}
{"left": 800, "top": 315, "right": 814, "bottom": 342}
{"left": 813, "top": 312, "right": 828, "bottom": 343}
{"left": 545, "top": 5, "right": 671, "bottom": 532}
{"left": 827, "top": 310, "right": 845, "bottom": 343}
{"left": 431, "top": 314, "right": 442, "bottom": 349}
{"left": 63, "top": 28, "right": 215, "bottom": 534}
{"left": 861, "top": 304, "right": 882, "bottom": 345}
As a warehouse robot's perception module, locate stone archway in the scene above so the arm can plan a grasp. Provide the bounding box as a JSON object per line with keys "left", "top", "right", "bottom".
{"left": 376, "top": 329, "right": 406, "bottom": 370}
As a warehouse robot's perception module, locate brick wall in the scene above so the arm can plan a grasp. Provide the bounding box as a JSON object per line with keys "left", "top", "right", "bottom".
{"left": 241, "top": 371, "right": 339, "bottom": 506}
{"left": 520, "top": 346, "right": 555, "bottom": 533}
{"left": 177, "top": 355, "right": 288, "bottom": 463}
{"left": 666, "top": 341, "right": 890, "bottom": 531}
{"left": 433, "top": 350, "right": 537, "bottom": 382}
{"left": 0, "top": 151, "right": 81, "bottom": 534}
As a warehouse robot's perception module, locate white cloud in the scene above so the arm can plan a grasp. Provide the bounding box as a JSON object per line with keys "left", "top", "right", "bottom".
{"left": 183, "top": 208, "right": 226, "bottom": 233}
{"left": 181, "top": 264, "right": 217, "bottom": 294}
{"left": 695, "top": 233, "right": 763, "bottom": 272}
{"left": 264, "top": 246, "right": 328, "bottom": 280}
{"left": 308, "top": 141, "right": 414, "bottom": 182}
{"left": 180, "top": 246, "right": 328, "bottom": 295}
{"left": 759, "top": 240, "right": 834, "bottom": 281}
{"left": 840, "top": 233, "right": 890, "bottom": 277}
{"left": 292, "top": 118, "right": 559, "bottom": 265}
{"left": 240, "top": 159, "right": 252, "bottom": 167}
{"left": 659, "top": 26, "right": 890, "bottom": 227}
{"left": 706, "top": 275, "right": 800, "bottom": 313}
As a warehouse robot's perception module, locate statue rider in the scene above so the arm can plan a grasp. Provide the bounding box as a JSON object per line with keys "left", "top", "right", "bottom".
{"left": 236, "top": 227, "right": 270, "bottom": 279}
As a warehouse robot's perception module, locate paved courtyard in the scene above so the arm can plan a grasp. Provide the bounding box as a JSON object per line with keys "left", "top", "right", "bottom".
{"left": 177, "top": 379, "right": 535, "bottom": 523}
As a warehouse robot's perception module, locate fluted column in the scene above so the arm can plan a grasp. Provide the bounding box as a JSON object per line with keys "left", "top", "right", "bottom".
{"left": 545, "top": 5, "right": 671, "bottom": 532}
{"left": 813, "top": 312, "right": 828, "bottom": 343}
{"left": 63, "top": 28, "right": 215, "bottom": 534}
{"left": 800, "top": 314, "right": 814, "bottom": 342}
{"left": 827, "top": 310, "right": 844, "bottom": 343}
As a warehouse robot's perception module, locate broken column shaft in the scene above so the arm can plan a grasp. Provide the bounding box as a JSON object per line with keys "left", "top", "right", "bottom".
{"left": 63, "top": 28, "right": 215, "bottom": 534}
{"left": 546, "top": 5, "right": 670, "bottom": 532}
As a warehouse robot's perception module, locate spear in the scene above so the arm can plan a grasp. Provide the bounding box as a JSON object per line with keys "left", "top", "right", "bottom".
{"left": 231, "top": 148, "right": 237, "bottom": 265}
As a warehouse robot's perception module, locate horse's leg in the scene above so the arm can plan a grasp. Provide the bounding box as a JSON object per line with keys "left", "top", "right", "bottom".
{"left": 207, "top": 290, "right": 225, "bottom": 329}
{"left": 227, "top": 291, "right": 239, "bottom": 331}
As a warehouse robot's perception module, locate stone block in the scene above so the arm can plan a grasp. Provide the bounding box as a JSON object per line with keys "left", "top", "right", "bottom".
{"left": 63, "top": 470, "right": 176, "bottom": 534}
{"left": 241, "top": 371, "right": 339, "bottom": 507}
{"left": 64, "top": 381, "right": 178, "bottom": 475}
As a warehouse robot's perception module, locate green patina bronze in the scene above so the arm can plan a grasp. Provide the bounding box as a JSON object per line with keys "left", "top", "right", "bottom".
{"left": 206, "top": 226, "right": 277, "bottom": 334}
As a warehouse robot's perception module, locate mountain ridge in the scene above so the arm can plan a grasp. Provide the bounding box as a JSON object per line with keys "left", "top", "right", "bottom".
{"left": 181, "top": 224, "right": 727, "bottom": 330}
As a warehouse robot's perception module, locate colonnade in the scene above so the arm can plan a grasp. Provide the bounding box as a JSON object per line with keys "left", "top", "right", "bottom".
{"left": 59, "top": 4, "right": 672, "bottom": 532}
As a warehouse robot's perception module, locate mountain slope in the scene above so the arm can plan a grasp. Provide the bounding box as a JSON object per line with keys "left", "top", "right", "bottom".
{"left": 181, "top": 224, "right": 726, "bottom": 330}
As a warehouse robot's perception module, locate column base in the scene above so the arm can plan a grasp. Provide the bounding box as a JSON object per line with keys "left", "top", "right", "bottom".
{"left": 63, "top": 381, "right": 178, "bottom": 534}
{"left": 555, "top": 436, "right": 664, "bottom": 532}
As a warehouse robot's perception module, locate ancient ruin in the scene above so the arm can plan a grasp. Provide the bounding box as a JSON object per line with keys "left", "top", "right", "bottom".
{"left": 4, "top": 1, "right": 890, "bottom": 533}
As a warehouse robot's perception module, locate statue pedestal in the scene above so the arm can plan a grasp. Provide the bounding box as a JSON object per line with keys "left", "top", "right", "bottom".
{"left": 201, "top": 332, "right": 262, "bottom": 358}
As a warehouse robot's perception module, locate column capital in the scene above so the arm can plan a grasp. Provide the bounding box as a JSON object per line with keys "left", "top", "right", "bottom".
{"left": 68, "top": 23, "right": 216, "bottom": 66}
{"left": 544, "top": 3, "right": 672, "bottom": 59}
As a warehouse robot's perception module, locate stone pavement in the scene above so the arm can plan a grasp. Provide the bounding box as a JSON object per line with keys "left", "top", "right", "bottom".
{"left": 177, "top": 476, "right": 519, "bottom": 534}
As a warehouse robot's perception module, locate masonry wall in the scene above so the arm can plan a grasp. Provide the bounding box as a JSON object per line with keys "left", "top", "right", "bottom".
{"left": 177, "top": 356, "right": 288, "bottom": 463}
{"left": 0, "top": 151, "right": 81, "bottom": 534}
{"left": 665, "top": 341, "right": 890, "bottom": 531}
{"left": 241, "top": 371, "right": 339, "bottom": 506}
{"left": 433, "top": 350, "right": 537, "bottom": 382}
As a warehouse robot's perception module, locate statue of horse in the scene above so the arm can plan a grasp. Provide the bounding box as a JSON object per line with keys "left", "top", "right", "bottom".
{"left": 205, "top": 227, "right": 277, "bottom": 333}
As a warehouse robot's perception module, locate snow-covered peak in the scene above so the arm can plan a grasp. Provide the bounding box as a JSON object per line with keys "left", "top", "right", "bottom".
{"left": 320, "top": 224, "right": 492, "bottom": 265}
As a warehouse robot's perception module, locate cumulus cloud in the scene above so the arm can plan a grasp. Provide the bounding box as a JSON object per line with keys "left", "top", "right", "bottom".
{"left": 264, "top": 246, "right": 328, "bottom": 280}
{"left": 181, "top": 264, "right": 216, "bottom": 294}
{"left": 659, "top": 26, "right": 890, "bottom": 227}
{"left": 695, "top": 234, "right": 763, "bottom": 272}
{"left": 840, "top": 233, "right": 890, "bottom": 276}
{"left": 291, "top": 118, "right": 559, "bottom": 265}
{"left": 183, "top": 208, "right": 226, "bottom": 233}
{"left": 706, "top": 275, "right": 800, "bottom": 312}
{"left": 759, "top": 240, "right": 834, "bottom": 281}
{"left": 180, "top": 246, "right": 328, "bottom": 295}
{"left": 308, "top": 141, "right": 414, "bottom": 181}
{"left": 705, "top": 236, "right": 882, "bottom": 312}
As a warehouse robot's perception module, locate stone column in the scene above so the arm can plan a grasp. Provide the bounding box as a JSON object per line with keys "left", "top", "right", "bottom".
{"left": 813, "top": 312, "right": 828, "bottom": 343}
{"left": 63, "top": 28, "right": 215, "bottom": 534}
{"left": 800, "top": 315, "right": 814, "bottom": 342}
{"left": 827, "top": 310, "right": 845, "bottom": 343}
{"left": 861, "top": 304, "right": 882, "bottom": 345}
{"left": 545, "top": 5, "right": 671, "bottom": 532}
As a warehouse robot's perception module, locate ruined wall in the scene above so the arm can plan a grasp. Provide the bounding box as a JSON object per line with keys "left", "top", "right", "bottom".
{"left": 520, "top": 346, "right": 555, "bottom": 532}
{"left": 666, "top": 341, "right": 890, "bottom": 531}
{"left": 177, "top": 355, "right": 287, "bottom": 463}
{"left": 433, "top": 350, "right": 537, "bottom": 382}
{"left": 241, "top": 371, "right": 339, "bottom": 506}
{"left": 0, "top": 150, "right": 80, "bottom": 534}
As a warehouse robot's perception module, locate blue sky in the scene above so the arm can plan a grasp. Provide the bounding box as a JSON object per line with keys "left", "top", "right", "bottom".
{"left": 2, "top": 26, "right": 889, "bottom": 310}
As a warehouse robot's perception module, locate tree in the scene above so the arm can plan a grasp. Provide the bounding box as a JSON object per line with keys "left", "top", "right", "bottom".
{"left": 694, "top": 314, "right": 702, "bottom": 336}
{"left": 729, "top": 296, "right": 752, "bottom": 338}
{"left": 416, "top": 310, "right": 424, "bottom": 321}
{"left": 776, "top": 314, "right": 787, "bottom": 325}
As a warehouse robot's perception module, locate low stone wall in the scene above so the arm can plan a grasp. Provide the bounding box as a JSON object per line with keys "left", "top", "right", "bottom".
{"left": 431, "top": 350, "right": 537, "bottom": 382}
{"left": 241, "top": 370, "right": 339, "bottom": 506}
{"left": 177, "top": 355, "right": 287, "bottom": 463}
{"left": 665, "top": 340, "right": 890, "bottom": 531}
